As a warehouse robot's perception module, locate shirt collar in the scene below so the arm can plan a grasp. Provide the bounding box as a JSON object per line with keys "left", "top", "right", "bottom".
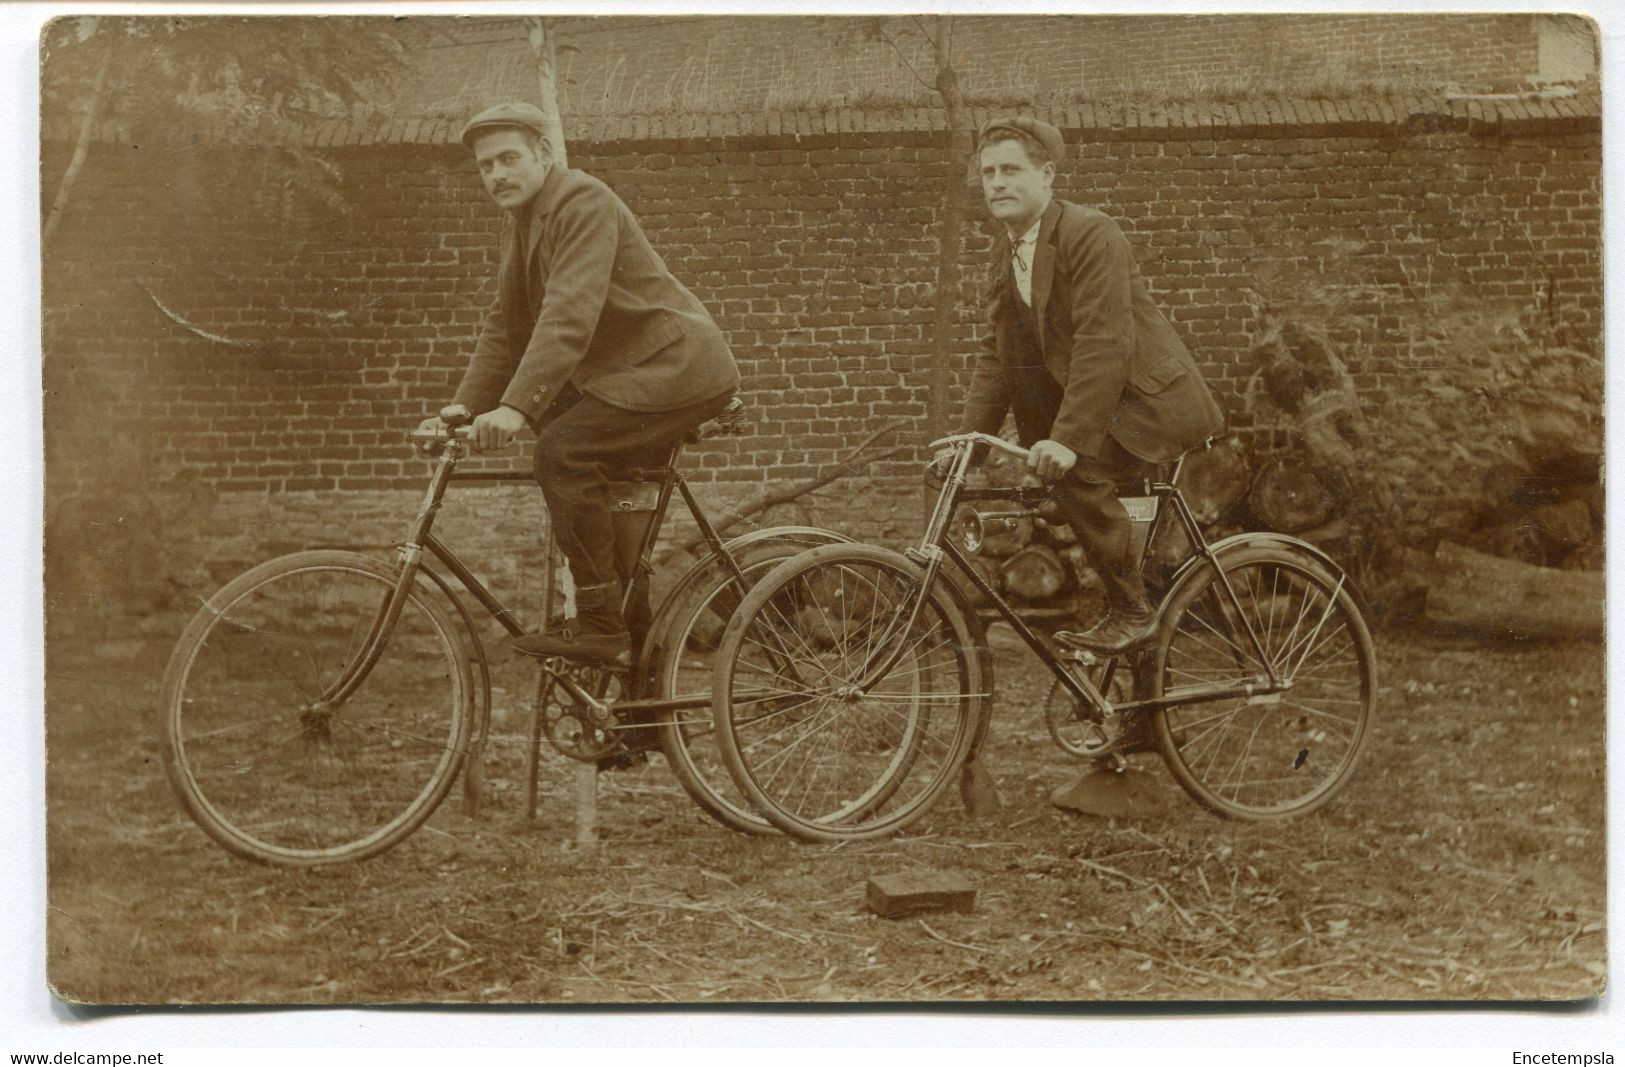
{"left": 1008, "top": 216, "right": 1042, "bottom": 251}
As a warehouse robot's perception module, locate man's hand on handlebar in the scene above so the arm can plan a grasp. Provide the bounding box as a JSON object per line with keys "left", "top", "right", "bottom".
{"left": 1027, "top": 439, "right": 1077, "bottom": 481}
{"left": 472, "top": 405, "right": 527, "bottom": 452}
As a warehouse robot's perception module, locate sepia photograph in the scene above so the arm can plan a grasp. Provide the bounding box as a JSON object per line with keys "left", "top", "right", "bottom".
{"left": 38, "top": 8, "right": 1605, "bottom": 1012}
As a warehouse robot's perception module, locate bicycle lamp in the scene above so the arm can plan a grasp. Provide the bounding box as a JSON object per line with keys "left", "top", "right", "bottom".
{"left": 952, "top": 504, "right": 1039, "bottom": 556}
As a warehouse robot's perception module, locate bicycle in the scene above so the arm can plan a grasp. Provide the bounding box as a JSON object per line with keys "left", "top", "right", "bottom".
{"left": 159, "top": 398, "right": 848, "bottom": 866}
{"left": 709, "top": 431, "right": 1377, "bottom": 843}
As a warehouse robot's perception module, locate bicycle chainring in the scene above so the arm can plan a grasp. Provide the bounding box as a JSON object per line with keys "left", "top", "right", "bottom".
{"left": 540, "top": 664, "right": 625, "bottom": 763}
{"left": 1043, "top": 662, "right": 1145, "bottom": 760}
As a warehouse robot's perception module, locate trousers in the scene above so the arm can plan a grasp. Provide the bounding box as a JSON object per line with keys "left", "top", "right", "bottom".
{"left": 532, "top": 386, "right": 734, "bottom": 620}
{"left": 1003, "top": 283, "right": 1154, "bottom": 613}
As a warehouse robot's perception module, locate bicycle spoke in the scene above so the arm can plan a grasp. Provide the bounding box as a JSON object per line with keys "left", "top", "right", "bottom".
{"left": 1153, "top": 551, "right": 1374, "bottom": 820}
{"left": 166, "top": 554, "right": 468, "bottom": 864}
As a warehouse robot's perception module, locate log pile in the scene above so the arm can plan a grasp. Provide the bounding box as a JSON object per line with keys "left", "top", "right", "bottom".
{"left": 957, "top": 431, "right": 1602, "bottom": 641}
{"left": 1241, "top": 316, "right": 1603, "bottom": 638}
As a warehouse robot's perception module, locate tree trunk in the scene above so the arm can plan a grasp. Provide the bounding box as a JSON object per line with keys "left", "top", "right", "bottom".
{"left": 1249, "top": 456, "right": 1336, "bottom": 533}
{"left": 1422, "top": 541, "right": 1602, "bottom": 640}
{"left": 43, "top": 46, "right": 113, "bottom": 255}
{"left": 526, "top": 18, "right": 569, "bottom": 166}
{"left": 925, "top": 27, "right": 969, "bottom": 443}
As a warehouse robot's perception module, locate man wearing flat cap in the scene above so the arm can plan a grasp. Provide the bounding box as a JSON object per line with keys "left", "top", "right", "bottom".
{"left": 438, "top": 102, "right": 738, "bottom": 663}
{"left": 944, "top": 115, "right": 1224, "bottom": 654}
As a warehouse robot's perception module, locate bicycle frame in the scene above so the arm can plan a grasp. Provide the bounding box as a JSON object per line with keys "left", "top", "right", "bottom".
{"left": 316, "top": 431, "right": 743, "bottom": 727}
{"left": 858, "top": 433, "right": 1293, "bottom": 726}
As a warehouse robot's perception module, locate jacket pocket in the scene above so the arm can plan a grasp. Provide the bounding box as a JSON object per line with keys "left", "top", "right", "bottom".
{"left": 1131, "top": 356, "right": 1185, "bottom": 394}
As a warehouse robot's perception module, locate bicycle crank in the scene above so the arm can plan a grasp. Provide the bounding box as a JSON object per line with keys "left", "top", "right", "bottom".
{"left": 1043, "top": 662, "right": 1150, "bottom": 760}
{"left": 539, "top": 662, "right": 625, "bottom": 762}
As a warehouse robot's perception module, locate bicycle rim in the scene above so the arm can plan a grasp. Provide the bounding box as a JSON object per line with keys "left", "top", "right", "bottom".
{"left": 162, "top": 551, "right": 472, "bottom": 865}
{"left": 655, "top": 551, "right": 795, "bottom": 834}
{"left": 714, "top": 545, "right": 981, "bottom": 842}
{"left": 1150, "top": 548, "right": 1375, "bottom": 820}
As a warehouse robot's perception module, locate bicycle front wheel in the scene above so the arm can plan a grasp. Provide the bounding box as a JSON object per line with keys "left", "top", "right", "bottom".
{"left": 712, "top": 543, "right": 984, "bottom": 843}
{"left": 161, "top": 550, "right": 473, "bottom": 865}
{"left": 1149, "top": 546, "right": 1376, "bottom": 820}
{"left": 653, "top": 530, "right": 847, "bottom": 835}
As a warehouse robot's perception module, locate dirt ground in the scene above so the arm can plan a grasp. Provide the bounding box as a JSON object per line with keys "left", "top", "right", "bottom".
{"left": 45, "top": 618, "right": 1605, "bottom": 1005}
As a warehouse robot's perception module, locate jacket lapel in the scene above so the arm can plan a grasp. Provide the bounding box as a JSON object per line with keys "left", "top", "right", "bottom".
{"left": 1030, "top": 199, "right": 1063, "bottom": 349}
{"left": 522, "top": 166, "right": 567, "bottom": 301}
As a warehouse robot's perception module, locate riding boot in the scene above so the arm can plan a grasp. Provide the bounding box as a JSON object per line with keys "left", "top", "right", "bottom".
{"left": 512, "top": 581, "right": 632, "bottom": 664}
{"left": 1059, "top": 571, "right": 1159, "bottom": 656}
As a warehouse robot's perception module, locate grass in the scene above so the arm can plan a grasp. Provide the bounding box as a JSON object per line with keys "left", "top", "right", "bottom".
{"left": 45, "top": 621, "right": 1605, "bottom": 1004}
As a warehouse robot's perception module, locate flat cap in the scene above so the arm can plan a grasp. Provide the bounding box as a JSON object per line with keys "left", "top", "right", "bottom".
{"left": 460, "top": 102, "right": 548, "bottom": 149}
{"left": 978, "top": 115, "right": 1064, "bottom": 163}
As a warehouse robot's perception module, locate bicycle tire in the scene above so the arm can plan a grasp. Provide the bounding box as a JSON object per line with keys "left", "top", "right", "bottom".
{"left": 161, "top": 549, "right": 474, "bottom": 865}
{"left": 1148, "top": 545, "right": 1376, "bottom": 820}
{"left": 649, "top": 528, "right": 848, "bottom": 834}
{"left": 711, "top": 542, "right": 985, "bottom": 843}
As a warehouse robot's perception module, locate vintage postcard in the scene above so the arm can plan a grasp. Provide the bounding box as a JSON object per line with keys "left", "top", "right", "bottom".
{"left": 40, "top": 11, "right": 1603, "bottom": 1010}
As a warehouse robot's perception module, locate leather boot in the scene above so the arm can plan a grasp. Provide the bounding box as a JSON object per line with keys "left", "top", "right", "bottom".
{"left": 1057, "top": 574, "right": 1159, "bottom": 656}
{"left": 512, "top": 581, "right": 632, "bottom": 664}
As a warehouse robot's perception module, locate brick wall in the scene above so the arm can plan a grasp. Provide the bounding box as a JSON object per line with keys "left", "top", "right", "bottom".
{"left": 42, "top": 95, "right": 1602, "bottom": 623}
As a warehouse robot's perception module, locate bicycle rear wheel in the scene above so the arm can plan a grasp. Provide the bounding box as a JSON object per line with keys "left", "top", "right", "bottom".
{"left": 1149, "top": 546, "right": 1375, "bottom": 820}
{"left": 161, "top": 550, "right": 473, "bottom": 865}
{"left": 652, "top": 530, "right": 846, "bottom": 835}
{"left": 711, "top": 543, "right": 984, "bottom": 843}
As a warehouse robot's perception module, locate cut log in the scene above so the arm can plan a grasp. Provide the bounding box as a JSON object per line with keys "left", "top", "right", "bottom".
{"left": 1484, "top": 451, "right": 1602, "bottom": 509}
{"left": 1478, "top": 521, "right": 1548, "bottom": 567}
{"left": 1057, "top": 544, "right": 1101, "bottom": 594}
{"left": 1177, "top": 439, "right": 1252, "bottom": 524}
{"left": 977, "top": 513, "right": 1033, "bottom": 558}
{"left": 1249, "top": 457, "right": 1336, "bottom": 533}
{"left": 1527, "top": 498, "right": 1594, "bottom": 554}
{"left": 943, "top": 554, "right": 1000, "bottom": 607}
{"left": 1422, "top": 541, "right": 1602, "bottom": 640}
{"left": 1295, "top": 516, "right": 1351, "bottom": 549}
{"left": 1560, "top": 541, "right": 1605, "bottom": 572}
{"left": 1001, "top": 544, "right": 1066, "bottom": 601}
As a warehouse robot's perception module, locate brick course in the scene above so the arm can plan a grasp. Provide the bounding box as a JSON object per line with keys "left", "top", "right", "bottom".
{"left": 43, "top": 96, "right": 1602, "bottom": 612}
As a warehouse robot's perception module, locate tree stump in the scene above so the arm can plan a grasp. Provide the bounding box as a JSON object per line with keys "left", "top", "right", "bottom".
{"left": 1177, "top": 439, "right": 1251, "bottom": 524}
{"left": 1249, "top": 456, "right": 1337, "bottom": 533}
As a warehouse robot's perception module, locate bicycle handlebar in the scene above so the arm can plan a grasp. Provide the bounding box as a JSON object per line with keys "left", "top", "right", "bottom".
{"left": 927, "top": 431, "right": 1033, "bottom": 462}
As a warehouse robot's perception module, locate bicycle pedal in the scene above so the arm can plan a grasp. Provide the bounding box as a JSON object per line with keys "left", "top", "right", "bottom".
{"left": 595, "top": 747, "right": 650, "bottom": 773}
{"left": 1053, "top": 639, "right": 1098, "bottom": 665}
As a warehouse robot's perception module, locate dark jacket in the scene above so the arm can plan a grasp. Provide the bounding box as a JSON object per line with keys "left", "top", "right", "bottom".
{"left": 958, "top": 198, "right": 1224, "bottom": 463}
{"left": 454, "top": 166, "right": 738, "bottom": 419}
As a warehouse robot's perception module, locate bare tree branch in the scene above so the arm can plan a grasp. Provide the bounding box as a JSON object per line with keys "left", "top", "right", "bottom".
{"left": 658, "top": 422, "right": 911, "bottom": 563}
{"left": 875, "top": 24, "right": 938, "bottom": 94}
